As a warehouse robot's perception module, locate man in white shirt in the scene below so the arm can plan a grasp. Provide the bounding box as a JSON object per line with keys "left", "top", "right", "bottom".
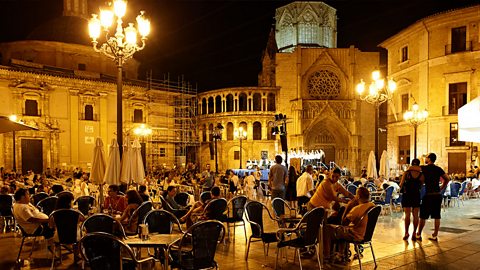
{"left": 13, "top": 188, "right": 54, "bottom": 240}
{"left": 296, "top": 165, "right": 315, "bottom": 213}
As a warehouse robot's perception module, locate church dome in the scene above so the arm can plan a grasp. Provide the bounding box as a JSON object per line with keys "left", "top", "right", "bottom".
{"left": 27, "top": 16, "right": 91, "bottom": 46}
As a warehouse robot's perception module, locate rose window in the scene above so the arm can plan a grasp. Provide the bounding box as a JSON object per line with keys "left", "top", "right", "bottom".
{"left": 307, "top": 70, "right": 341, "bottom": 99}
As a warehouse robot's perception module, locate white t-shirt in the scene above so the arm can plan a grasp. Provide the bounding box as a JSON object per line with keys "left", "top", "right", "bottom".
{"left": 13, "top": 203, "right": 48, "bottom": 234}
{"left": 245, "top": 175, "right": 256, "bottom": 188}
{"left": 296, "top": 172, "right": 314, "bottom": 197}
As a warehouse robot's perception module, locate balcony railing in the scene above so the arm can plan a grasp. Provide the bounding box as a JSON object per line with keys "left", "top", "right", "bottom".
{"left": 79, "top": 113, "right": 99, "bottom": 121}
{"left": 445, "top": 41, "right": 473, "bottom": 55}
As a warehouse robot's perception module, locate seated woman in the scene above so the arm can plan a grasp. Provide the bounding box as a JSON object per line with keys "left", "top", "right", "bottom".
{"left": 180, "top": 186, "right": 221, "bottom": 228}
{"left": 104, "top": 184, "right": 127, "bottom": 213}
{"left": 117, "top": 190, "right": 143, "bottom": 233}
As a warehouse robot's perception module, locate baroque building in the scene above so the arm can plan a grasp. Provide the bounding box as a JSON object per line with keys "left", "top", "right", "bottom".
{"left": 380, "top": 5, "right": 480, "bottom": 174}
{"left": 0, "top": 0, "right": 197, "bottom": 173}
{"left": 198, "top": 1, "right": 378, "bottom": 175}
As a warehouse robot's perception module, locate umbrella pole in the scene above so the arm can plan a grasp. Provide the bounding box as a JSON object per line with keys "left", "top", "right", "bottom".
{"left": 99, "top": 183, "right": 104, "bottom": 212}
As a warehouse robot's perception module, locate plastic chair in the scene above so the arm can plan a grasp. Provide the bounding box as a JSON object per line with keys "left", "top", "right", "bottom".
{"left": 37, "top": 196, "right": 58, "bottom": 215}
{"left": 345, "top": 206, "right": 382, "bottom": 270}
{"left": 0, "top": 194, "right": 14, "bottom": 233}
{"left": 225, "top": 195, "right": 248, "bottom": 241}
{"left": 49, "top": 209, "right": 85, "bottom": 268}
{"left": 31, "top": 192, "right": 49, "bottom": 206}
{"left": 175, "top": 192, "right": 190, "bottom": 207}
{"left": 244, "top": 200, "right": 279, "bottom": 260}
{"left": 459, "top": 181, "right": 468, "bottom": 201}
{"left": 74, "top": 195, "right": 95, "bottom": 216}
{"left": 81, "top": 213, "right": 126, "bottom": 239}
{"left": 449, "top": 182, "right": 462, "bottom": 207}
{"left": 346, "top": 184, "right": 357, "bottom": 196}
{"left": 275, "top": 207, "right": 325, "bottom": 270}
{"left": 168, "top": 220, "right": 225, "bottom": 270}
{"left": 79, "top": 232, "right": 155, "bottom": 270}
{"left": 374, "top": 186, "right": 393, "bottom": 215}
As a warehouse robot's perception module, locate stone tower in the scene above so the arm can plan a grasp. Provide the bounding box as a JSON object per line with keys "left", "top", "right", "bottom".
{"left": 275, "top": 1, "right": 337, "bottom": 52}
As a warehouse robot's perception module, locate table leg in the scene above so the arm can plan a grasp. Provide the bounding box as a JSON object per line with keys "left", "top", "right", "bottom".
{"left": 164, "top": 247, "right": 169, "bottom": 270}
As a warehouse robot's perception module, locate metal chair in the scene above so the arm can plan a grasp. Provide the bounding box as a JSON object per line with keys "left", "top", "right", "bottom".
{"left": 175, "top": 192, "right": 190, "bottom": 207}
{"left": 345, "top": 206, "right": 382, "bottom": 270}
{"left": 74, "top": 195, "right": 96, "bottom": 216}
{"left": 80, "top": 232, "right": 155, "bottom": 270}
{"left": 271, "top": 197, "right": 298, "bottom": 228}
{"left": 200, "top": 191, "right": 212, "bottom": 203}
{"left": 15, "top": 224, "right": 44, "bottom": 265}
{"left": 31, "top": 192, "right": 49, "bottom": 206}
{"left": 37, "top": 196, "right": 58, "bottom": 215}
{"left": 244, "top": 200, "right": 279, "bottom": 260}
{"left": 202, "top": 198, "right": 228, "bottom": 221}
{"left": 144, "top": 209, "right": 184, "bottom": 234}
{"left": 449, "top": 182, "right": 462, "bottom": 207}
{"left": 49, "top": 209, "right": 85, "bottom": 268}
{"left": 275, "top": 207, "right": 325, "bottom": 270}
{"left": 159, "top": 195, "right": 187, "bottom": 219}
{"left": 225, "top": 195, "right": 248, "bottom": 241}
{"left": 81, "top": 213, "right": 126, "bottom": 239}
{"left": 0, "top": 194, "right": 14, "bottom": 233}
{"left": 374, "top": 186, "right": 393, "bottom": 215}
{"left": 346, "top": 184, "right": 357, "bottom": 196}
{"left": 168, "top": 220, "right": 225, "bottom": 270}
{"left": 125, "top": 201, "right": 153, "bottom": 235}
{"left": 259, "top": 182, "right": 271, "bottom": 200}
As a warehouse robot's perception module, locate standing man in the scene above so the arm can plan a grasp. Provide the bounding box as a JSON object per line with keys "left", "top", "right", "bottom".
{"left": 202, "top": 164, "right": 214, "bottom": 191}
{"left": 268, "top": 155, "right": 288, "bottom": 202}
{"left": 296, "top": 164, "right": 315, "bottom": 214}
{"left": 416, "top": 153, "right": 450, "bottom": 241}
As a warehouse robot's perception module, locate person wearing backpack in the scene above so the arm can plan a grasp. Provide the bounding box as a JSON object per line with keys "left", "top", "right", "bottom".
{"left": 399, "top": 158, "right": 425, "bottom": 241}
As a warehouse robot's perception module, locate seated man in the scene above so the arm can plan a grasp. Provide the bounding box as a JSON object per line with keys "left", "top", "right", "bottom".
{"left": 104, "top": 184, "right": 128, "bottom": 213}
{"left": 180, "top": 186, "right": 222, "bottom": 228}
{"left": 323, "top": 187, "right": 375, "bottom": 262}
{"left": 165, "top": 186, "right": 187, "bottom": 210}
{"left": 308, "top": 168, "right": 354, "bottom": 212}
{"left": 138, "top": 185, "right": 150, "bottom": 202}
{"left": 13, "top": 188, "right": 55, "bottom": 246}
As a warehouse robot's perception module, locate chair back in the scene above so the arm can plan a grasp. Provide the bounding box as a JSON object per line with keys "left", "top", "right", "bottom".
{"left": 80, "top": 232, "right": 135, "bottom": 270}
{"left": 203, "top": 198, "right": 227, "bottom": 221}
{"left": 366, "top": 183, "right": 377, "bottom": 192}
{"left": 420, "top": 185, "right": 426, "bottom": 199}
{"left": 384, "top": 186, "right": 394, "bottom": 204}
{"left": 300, "top": 207, "right": 325, "bottom": 246}
{"left": 51, "top": 209, "right": 84, "bottom": 244}
{"left": 174, "top": 192, "right": 190, "bottom": 207}
{"left": 362, "top": 206, "right": 382, "bottom": 242}
{"left": 159, "top": 196, "right": 174, "bottom": 212}
{"left": 74, "top": 196, "right": 95, "bottom": 216}
{"left": 82, "top": 213, "right": 126, "bottom": 239}
{"left": 450, "top": 182, "right": 461, "bottom": 198}
{"left": 37, "top": 196, "right": 58, "bottom": 215}
{"left": 128, "top": 201, "right": 152, "bottom": 233}
{"left": 271, "top": 197, "right": 289, "bottom": 218}
{"left": 200, "top": 191, "right": 212, "bottom": 203}
{"left": 245, "top": 201, "right": 265, "bottom": 237}
{"left": 0, "top": 194, "right": 13, "bottom": 217}
{"left": 180, "top": 220, "right": 225, "bottom": 269}
{"left": 459, "top": 181, "right": 467, "bottom": 196}
{"left": 347, "top": 184, "right": 357, "bottom": 195}
{"left": 56, "top": 191, "right": 74, "bottom": 197}
{"left": 229, "top": 195, "right": 247, "bottom": 221}
{"left": 259, "top": 182, "right": 270, "bottom": 196}
{"left": 31, "top": 192, "right": 49, "bottom": 206}
{"left": 144, "top": 209, "right": 182, "bottom": 234}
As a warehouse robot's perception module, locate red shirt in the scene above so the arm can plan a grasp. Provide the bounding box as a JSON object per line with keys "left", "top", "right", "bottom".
{"left": 104, "top": 196, "right": 127, "bottom": 212}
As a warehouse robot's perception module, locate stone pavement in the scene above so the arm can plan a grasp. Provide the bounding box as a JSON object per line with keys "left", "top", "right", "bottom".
{"left": 1, "top": 197, "right": 479, "bottom": 270}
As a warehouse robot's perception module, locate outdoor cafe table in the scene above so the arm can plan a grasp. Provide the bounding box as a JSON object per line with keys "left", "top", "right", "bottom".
{"left": 124, "top": 233, "right": 183, "bottom": 269}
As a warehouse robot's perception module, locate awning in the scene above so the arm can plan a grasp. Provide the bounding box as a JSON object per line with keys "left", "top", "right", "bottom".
{"left": 458, "top": 96, "right": 480, "bottom": 143}
{"left": 0, "top": 116, "right": 38, "bottom": 133}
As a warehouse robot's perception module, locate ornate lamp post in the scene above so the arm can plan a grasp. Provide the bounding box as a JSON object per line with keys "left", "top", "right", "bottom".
{"left": 271, "top": 113, "right": 288, "bottom": 167}
{"left": 211, "top": 123, "right": 224, "bottom": 174}
{"left": 356, "top": 70, "right": 396, "bottom": 167}
{"left": 133, "top": 124, "right": 152, "bottom": 137}
{"left": 88, "top": 0, "right": 150, "bottom": 157}
{"left": 9, "top": 115, "right": 18, "bottom": 172}
{"left": 234, "top": 127, "right": 247, "bottom": 169}
{"left": 403, "top": 103, "right": 428, "bottom": 159}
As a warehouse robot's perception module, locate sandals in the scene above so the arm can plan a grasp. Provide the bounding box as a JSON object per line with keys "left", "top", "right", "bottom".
{"left": 402, "top": 234, "right": 410, "bottom": 241}
{"left": 428, "top": 235, "right": 438, "bottom": 241}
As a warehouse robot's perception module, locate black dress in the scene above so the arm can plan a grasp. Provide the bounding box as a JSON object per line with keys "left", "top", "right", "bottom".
{"left": 401, "top": 170, "right": 422, "bottom": 208}
{"left": 286, "top": 169, "right": 298, "bottom": 201}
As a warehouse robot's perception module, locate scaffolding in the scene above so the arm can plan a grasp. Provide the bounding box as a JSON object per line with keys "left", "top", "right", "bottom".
{"left": 145, "top": 72, "right": 198, "bottom": 169}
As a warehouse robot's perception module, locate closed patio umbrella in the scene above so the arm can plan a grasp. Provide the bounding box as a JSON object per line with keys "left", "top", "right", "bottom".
{"left": 90, "top": 138, "right": 106, "bottom": 208}
{"left": 131, "top": 139, "right": 146, "bottom": 185}
{"left": 104, "top": 138, "right": 121, "bottom": 185}
{"left": 367, "top": 150, "right": 378, "bottom": 179}
{"left": 120, "top": 137, "right": 133, "bottom": 184}
{"left": 379, "top": 150, "right": 389, "bottom": 179}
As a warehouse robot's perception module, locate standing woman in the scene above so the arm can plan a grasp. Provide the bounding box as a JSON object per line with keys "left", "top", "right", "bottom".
{"left": 399, "top": 158, "right": 425, "bottom": 241}
{"left": 286, "top": 165, "right": 298, "bottom": 208}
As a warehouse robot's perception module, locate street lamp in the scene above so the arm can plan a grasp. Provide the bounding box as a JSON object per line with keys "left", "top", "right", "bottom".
{"left": 234, "top": 127, "right": 247, "bottom": 169}
{"left": 271, "top": 114, "right": 288, "bottom": 167}
{"left": 88, "top": 0, "right": 150, "bottom": 157}
{"left": 356, "top": 70, "right": 396, "bottom": 168}
{"left": 133, "top": 124, "right": 152, "bottom": 137}
{"left": 9, "top": 115, "right": 18, "bottom": 172}
{"left": 403, "top": 102, "right": 428, "bottom": 159}
{"left": 211, "top": 123, "right": 224, "bottom": 174}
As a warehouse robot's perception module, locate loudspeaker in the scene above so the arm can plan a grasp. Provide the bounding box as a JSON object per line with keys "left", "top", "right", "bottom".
{"left": 280, "top": 135, "right": 288, "bottom": 152}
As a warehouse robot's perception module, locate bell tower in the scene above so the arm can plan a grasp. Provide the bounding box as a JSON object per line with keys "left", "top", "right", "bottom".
{"left": 63, "top": 0, "right": 88, "bottom": 18}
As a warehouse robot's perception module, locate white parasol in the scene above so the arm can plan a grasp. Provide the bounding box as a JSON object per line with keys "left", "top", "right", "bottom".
{"left": 367, "top": 150, "right": 378, "bottom": 179}
{"left": 104, "top": 138, "right": 121, "bottom": 185}
{"left": 90, "top": 138, "right": 106, "bottom": 208}
{"left": 131, "top": 139, "right": 146, "bottom": 185}
{"left": 379, "top": 150, "right": 389, "bottom": 179}
{"left": 120, "top": 137, "right": 134, "bottom": 184}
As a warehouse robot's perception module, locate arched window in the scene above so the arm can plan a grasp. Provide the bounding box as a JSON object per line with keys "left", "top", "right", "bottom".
{"left": 253, "top": 121, "right": 262, "bottom": 140}
{"left": 208, "top": 97, "right": 214, "bottom": 114}
{"left": 226, "top": 94, "right": 234, "bottom": 112}
{"left": 226, "top": 122, "right": 234, "bottom": 140}
{"left": 202, "top": 124, "right": 207, "bottom": 142}
{"left": 253, "top": 93, "right": 261, "bottom": 111}
{"left": 267, "top": 93, "right": 276, "bottom": 112}
{"left": 208, "top": 124, "right": 214, "bottom": 141}
{"left": 84, "top": 104, "right": 94, "bottom": 120}
{"left": 133, "top": 109, "right": 143, "bottom": 123}
{"left": 202, "top": 98, "right": 207, "bottom": 115}
{"left": 239, "top": 93, "right": 247, "bottom": 111}
{"left": 267, "top": 121, "right": 276, "bottom": 140}
{"left": 239, "top": 122, "right": 248, "bottom": 140}
{"left": 215, "top": 96, "right": 222, "bottom": 113}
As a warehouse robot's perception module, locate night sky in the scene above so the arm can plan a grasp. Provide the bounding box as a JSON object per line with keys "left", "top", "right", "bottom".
{"left": 1, "top": 0, "right": 479, "bottom": 91}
